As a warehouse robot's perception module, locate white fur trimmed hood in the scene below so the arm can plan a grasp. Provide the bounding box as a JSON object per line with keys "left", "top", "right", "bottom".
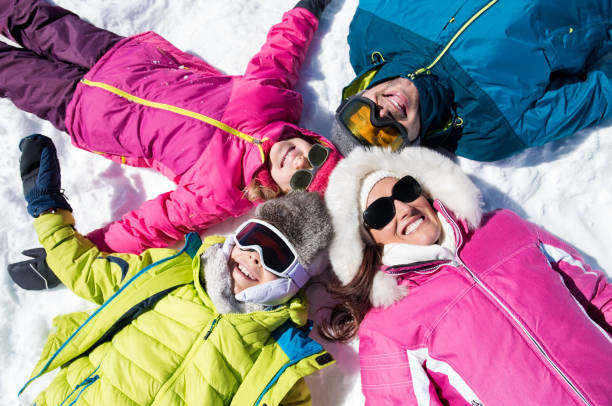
{"left": 325, "top": 147, "right": 483, "bottom": 307}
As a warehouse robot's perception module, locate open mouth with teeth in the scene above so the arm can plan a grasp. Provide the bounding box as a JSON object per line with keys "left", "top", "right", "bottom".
{"left": 383, "top": 93, "right": 408, "bottom": 119}
{"left": 235, "top": 262, "right": 258, "bottom": 281}
{"left": 402, "top": 216, "right": 424, "bottom": 235}
{"left": 280, "top": 146, "right": 296, "bottom": 169}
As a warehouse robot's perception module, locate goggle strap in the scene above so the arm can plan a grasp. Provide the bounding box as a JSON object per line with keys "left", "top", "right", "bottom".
{"left": 285, "top": 262, "right": 309, "bottom": 288}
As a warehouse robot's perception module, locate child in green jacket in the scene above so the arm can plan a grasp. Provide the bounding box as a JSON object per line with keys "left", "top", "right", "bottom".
{"left": 16, "top": 134, "right": 335, "bottom": 405}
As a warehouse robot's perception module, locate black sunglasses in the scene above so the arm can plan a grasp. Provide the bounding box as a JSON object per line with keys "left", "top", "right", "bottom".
{"left": 362, "top": 175, "right": 422, "bottom": 229}
{"left": 289, "top": 144, "right": 330, "bottom": 190}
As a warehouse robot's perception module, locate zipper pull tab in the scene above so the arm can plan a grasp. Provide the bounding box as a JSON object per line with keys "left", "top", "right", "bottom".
{"left": 203, "top": 316, "right": 220, "bottom": 340}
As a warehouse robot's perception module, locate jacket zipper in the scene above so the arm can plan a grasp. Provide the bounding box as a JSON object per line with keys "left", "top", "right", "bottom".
{"left": 407, "top": 0, "right": 498, "bottom": 80}
{"left": 437, "top": 205, "right": 591, "bottom": 406}
{"left": 59, "top": 365, "right": 100, "bottom": 406}
{"left": 152, "top": 307, "right": 291, "bottom": 405}
{"left": 80, "top": 78, "right": 267, "bottom": 163}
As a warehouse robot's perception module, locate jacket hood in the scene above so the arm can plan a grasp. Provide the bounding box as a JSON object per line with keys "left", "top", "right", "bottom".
{"left": 325, "top": 146, "right": 482, "bottom": 307}
{"left": 254, "top": 125, "right": 342, "bottom": 197}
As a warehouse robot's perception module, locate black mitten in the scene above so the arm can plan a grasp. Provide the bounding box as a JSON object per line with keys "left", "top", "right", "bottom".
{"left": 7, "top": 248, "right": 62, "bottom": 290}
{"left": 294, "top": 0, "right": 332, "bottom": 19}
{"left": 19, "top": 134, "right": 72, "bottom": 217}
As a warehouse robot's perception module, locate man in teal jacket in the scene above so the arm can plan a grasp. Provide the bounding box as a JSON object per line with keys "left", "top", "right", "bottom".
{"left": 332, "top": 0, "right": 612, "bottom": 161}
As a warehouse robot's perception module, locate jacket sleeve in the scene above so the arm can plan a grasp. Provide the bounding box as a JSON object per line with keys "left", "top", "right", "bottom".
{"left": 521, "top": 69, "right": 612, "bottom": 147}
{"left": 243, "top": 7, "right": 319, "bottom": 90}
{"left": 33, "top": 210, "right": 177, "bottom": 305}
{"left": 280, "top": 377, "right": 311, "bottom": 406}
{"left": 532, "top": 221, "right": 612, "bottom": 332}
{"left": 86, "top": 182, "right": 253, "bottom": 254}
{"left": 359, "top": 331, "right": 445, "bottom": 406}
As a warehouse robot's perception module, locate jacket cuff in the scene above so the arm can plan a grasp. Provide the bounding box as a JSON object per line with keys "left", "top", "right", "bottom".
{"left": 294, "top": 0, "right": 325, "bottom": 19}
{"left": 33, "top": 209, "right": 76, "bottom": 247}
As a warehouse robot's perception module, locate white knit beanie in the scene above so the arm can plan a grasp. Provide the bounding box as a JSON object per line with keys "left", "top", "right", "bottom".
{"left": 359, "top": 170, "right": 400, "bottom": 213}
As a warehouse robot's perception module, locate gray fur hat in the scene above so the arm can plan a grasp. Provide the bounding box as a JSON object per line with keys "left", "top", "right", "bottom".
{"left": 254, "top": 190, "right": 332, "bottom": 273}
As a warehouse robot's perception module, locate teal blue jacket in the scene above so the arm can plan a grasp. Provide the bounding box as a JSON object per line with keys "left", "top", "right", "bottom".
{"left": 342, "top": 0, "right": 612, "bottom": 161}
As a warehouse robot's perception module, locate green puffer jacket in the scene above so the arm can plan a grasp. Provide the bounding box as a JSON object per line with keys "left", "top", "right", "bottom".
{"left": 19, "top": 211, "right": 334, "bottom": 406}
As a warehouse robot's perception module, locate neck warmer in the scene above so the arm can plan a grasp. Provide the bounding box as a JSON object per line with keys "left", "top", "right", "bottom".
{"left": 382, "top": 212, "right": 456, "bottom": 266}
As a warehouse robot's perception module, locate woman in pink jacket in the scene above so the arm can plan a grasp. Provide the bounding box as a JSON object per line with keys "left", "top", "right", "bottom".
{"left": 322, "top": 147, "right": 612, "bottom": 405}
{"left": 0, "top": 0, "right": 340, "bottom": 257}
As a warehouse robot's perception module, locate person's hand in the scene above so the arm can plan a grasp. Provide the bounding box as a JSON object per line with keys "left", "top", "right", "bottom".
{"left": 294, "top": 0, "right": 332, "bottom": 19}
{"left": 7, "top": 248, "right": 62, "bottom": 290}
{"left": 19, "top": 134, "right": 71, "bottom": 217}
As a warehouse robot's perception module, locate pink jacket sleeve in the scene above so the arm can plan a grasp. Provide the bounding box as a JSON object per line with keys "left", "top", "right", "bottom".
{"left": 86, "top": 183, "right": 253, "bottom": 253}
{"left": 533, "top": 223, "right": 612, "bottom": 332}
{"left": 359, "top": 333, "right": 446, "bottom": 406}
{"left": 244, "top": 7, "right": 319, "bottom": 89}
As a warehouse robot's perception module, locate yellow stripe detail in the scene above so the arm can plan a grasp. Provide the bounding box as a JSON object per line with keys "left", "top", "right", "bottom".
{"left": 410, "top": 0, "right": 498, "bottom": 78}
{"left": 80, "top": 78, "right": 266, "bottom": 163}
{"left": 343, "top": 67, "right": 381, "bottom": 99}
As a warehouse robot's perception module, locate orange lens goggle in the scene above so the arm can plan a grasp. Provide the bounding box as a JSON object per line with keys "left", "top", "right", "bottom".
{"left": 336, "top": 96, "right": 408, "bottom": 151}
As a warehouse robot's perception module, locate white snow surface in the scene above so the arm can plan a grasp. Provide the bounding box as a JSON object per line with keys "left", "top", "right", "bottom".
{"left": 0, "top": 0, "right": 610, "bottom": 404}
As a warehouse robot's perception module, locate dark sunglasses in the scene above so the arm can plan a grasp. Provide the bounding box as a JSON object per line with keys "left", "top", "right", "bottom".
{"left": 335, "top": 96, "right": 409, "bottom": 151}
{"left": 289, "top": 144, "right": 330, "bottom": 190}
{"left": 362, "top": 175, "right": 422, "bottom": 229}
{"left": 234, "top": 219, "right": 299, "bottom": 276}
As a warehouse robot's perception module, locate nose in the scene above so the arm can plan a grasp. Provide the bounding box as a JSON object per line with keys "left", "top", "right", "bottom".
{"left": 378, "top": 104, "right": 390, "bottom": 119}
{"left": 246, "top": 250, "right": 261, "bottom": 266}
{"left": 293, "top": 154, "right": 310, "bottom": 170}
{"left": 394, "top": 200, "right": 415, "bottom": 220}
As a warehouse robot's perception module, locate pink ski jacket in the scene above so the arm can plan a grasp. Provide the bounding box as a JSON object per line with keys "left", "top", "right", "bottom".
{"left": 64, "top": 7, "right": 337, "bottom": 253}
{"left": 359, "top": 206, "right": 612, "bottom": 405}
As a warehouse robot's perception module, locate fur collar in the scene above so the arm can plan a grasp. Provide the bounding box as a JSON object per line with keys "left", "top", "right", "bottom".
{"left": 200, "top": 243, "right": 265, "bottom": 314}
{"left": 325, "top": 147, "right": 482, "bottom": 308}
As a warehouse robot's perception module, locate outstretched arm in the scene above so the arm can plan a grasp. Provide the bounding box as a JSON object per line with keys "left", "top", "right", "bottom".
{"left": 243, "top": 2, "right": 330, "bottom": 89}
{"left": 34, "top": 210, "right": 176, "bottom": 304}
{"left": 86, "top": 182, "right": 254, "bottom": 253}
{"left": 522, "top": 69, "right": 612, "bottom": 147}
{"left": 534, "top": 223, "right": 612, "bottom": 333}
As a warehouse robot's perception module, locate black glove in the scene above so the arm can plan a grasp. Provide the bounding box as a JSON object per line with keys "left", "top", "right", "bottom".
{"left": 294, "top": 0, "right": 332, "bottom": 19}
{"left": 19, "top": 134, "right": 72, "bottom": 217}
{"left": 7, "top": 248, "right": 62, "bottom": 290}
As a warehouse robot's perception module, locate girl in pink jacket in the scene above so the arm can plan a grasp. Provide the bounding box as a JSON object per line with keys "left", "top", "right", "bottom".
{"left": 322, "top": 147, "right": 612, "bottom": 405}
{"left": 0, "top": 0, "right": 340, "bottom": 255}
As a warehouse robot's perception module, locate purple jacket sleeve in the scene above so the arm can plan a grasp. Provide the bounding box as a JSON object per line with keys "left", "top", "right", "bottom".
{"left": 243, "top": 7, "right": 318, "bottom": 90}
{"left": 86, "top": 183, "right": 253, "bottom": 254}
{"left": 532, "top": 222, "right": 612, "bottom": 333}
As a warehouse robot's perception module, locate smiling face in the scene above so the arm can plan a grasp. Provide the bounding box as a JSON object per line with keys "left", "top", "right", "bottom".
{"left": 361, "top": 77, "right": 421, "bottom": 142}
{"left": 366, "top": 177, "right": 441, "bottom": 246}
{"left": 269, "top": 137, "right": 314, "bottom": 193}
{"left": 228, "top": 246, "right": 280, "bottom": 295}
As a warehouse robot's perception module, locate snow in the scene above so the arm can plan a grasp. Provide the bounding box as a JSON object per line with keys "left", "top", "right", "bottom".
{"left": 0, "top": 0, "right": 610, "bottom": 404}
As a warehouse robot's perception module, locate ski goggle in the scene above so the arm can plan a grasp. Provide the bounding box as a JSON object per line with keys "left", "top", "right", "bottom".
{"left": 362, "top": 175, "right": 422, "bottom": 230}
{"left": 335, "top": 96, "right": 408, "bottom": 151}
{"left": 289, "top": 144, "right": 330, "bottom": 190}
{"left": 233, "top": 219, "right": 300, "bottom": 277}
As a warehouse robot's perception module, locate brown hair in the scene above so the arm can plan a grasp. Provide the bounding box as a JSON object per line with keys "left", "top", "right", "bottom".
{"left": 243, "top": 177, "right": 281, "bottom": 202}
{"left": 319, "top": 243, "right": 383, "bottom": 342}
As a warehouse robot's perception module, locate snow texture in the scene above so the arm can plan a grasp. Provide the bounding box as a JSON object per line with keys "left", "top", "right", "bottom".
{"left": 0, "top": 0, "right": 610, "bottom": 404}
